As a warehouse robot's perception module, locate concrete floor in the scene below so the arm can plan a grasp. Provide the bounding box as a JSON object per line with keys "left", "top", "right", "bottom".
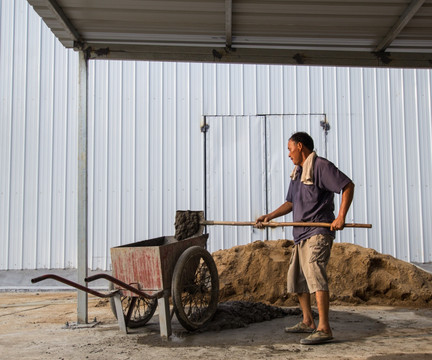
{"left": 1, "top": 291, "right": 432, "bottom": 360}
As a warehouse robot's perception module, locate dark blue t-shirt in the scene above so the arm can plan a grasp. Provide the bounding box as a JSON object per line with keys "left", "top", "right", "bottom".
{"left": 286, "top": 156, "right": 352, "bottom": 244}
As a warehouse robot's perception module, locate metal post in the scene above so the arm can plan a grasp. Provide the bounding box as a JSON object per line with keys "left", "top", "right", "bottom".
{"left": 77, "top": 50, "right": 88, "bottom": 323}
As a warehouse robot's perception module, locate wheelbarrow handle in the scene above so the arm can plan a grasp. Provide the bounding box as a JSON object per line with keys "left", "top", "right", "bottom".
{"left": 85, "top": 273, "right": 163, "bottom": 300}
{"left": 31, "top": 273, "right": 164, "bottom": 300}
{"left": 31, "top": 274, "right": 115, "bottom": 298}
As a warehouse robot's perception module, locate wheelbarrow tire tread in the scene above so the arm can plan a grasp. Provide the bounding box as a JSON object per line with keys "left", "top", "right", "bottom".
{"left": 172, "top": 245, "right": 219, "bottom": 331}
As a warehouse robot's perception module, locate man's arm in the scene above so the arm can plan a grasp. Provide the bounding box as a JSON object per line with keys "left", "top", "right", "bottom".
{"left": 331, "top": 181, "right": 355, "bottom": 231}
{"left": 255, "top": 201, "right": 293, "bottom": 228}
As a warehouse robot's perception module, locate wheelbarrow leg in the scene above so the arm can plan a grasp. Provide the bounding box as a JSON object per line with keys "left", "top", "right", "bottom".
{"left": 158, "top": 292, "right": 172, "bottom": 338}
{"left": 113, "top": 293, "right": 128, "bottom": 334}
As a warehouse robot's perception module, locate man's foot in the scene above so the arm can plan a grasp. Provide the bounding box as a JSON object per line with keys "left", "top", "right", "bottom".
{"left": 300, "top": 330, "right": 333, "bottom": 345}
{"left": 284, "top": 322, "right": 315, "bottom": 333}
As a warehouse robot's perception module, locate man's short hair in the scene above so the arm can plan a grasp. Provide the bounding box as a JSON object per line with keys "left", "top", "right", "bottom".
{"left": 289, "top": 132, "right": 314, "bottom": 152}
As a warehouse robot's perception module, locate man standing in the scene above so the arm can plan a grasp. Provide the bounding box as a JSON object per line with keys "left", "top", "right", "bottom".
{"left": 256, "top": 132, "right": 354, "bottom": 345}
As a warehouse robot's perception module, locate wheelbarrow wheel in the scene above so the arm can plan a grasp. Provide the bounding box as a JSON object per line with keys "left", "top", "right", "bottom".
{"left": 109, "top": 282, "right": 157, "bottom": 328}
{"left": 172, "top": 246, "right": 219, "bottom": 331}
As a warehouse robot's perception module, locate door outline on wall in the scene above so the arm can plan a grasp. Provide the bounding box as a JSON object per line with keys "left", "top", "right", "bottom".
{"left": 202, "top": 114, "right": 328, "bottom": 252}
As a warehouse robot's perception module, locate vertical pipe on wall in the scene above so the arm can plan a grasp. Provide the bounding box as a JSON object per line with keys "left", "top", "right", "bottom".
{"left": 77, "top": 50, "right": 88, "bottom": 323}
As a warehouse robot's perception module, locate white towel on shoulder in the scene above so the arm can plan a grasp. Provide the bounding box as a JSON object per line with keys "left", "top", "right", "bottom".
{"left": 290, "top": 151, "right": 317, "bottom": 185}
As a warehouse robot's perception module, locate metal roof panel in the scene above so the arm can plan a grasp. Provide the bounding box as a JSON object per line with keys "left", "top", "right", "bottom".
{"left": 27, "top": 0, "right": 432, "bottom": 67}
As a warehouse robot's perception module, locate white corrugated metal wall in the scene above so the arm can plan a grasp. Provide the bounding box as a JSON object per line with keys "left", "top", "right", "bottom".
{"left": 1, "top": 0, "right": 431, "bottom": 270}
{"left": 1, "top": 0, "right": 79, "bottom": 269}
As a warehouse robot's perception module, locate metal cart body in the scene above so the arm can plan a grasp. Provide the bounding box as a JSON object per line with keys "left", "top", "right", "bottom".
{"left": 110, "top": 235, "right": 208, "bottom": 336}
{"left": 31, "top": 234, "right": 219, "bottom": 338}
{"left": 111, "top": 235, "right": 207, "bottom": 296}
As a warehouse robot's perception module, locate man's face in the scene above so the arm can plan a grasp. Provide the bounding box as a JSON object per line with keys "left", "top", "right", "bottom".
{"left": 288, "top": 140, "right": 302, "bottom": 166}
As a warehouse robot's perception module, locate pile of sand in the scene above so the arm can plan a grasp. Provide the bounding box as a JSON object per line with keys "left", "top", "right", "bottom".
{"left": 212, "top": 240, "right": 432, "bottom": 307}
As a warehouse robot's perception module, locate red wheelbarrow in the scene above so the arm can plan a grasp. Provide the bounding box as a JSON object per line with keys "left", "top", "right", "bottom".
{"left": 31, "top": 234, "right": 219, "bottom": 338}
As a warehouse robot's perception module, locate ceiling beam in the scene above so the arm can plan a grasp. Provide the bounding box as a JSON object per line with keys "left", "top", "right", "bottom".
{"left": 45, "top": 0, "right": 81, "bottom": 43}
{"left": 374, "top": 0, "right": 425, "bottom": 53}
{"left": 225, "top": 0, "right": 232, "bottom": 48}
{"left": 85, "top": 43, "right": 432, "bottom": 69}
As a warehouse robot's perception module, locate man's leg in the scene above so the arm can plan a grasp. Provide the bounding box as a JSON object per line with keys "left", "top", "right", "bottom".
{"left": 299, "top": 290, "right": 333, "bottom": 345}
{"left": 298, "top": 234, "right": 334, "bottom": 344}
{"left": 297, "top": 292, "right": 316, "bottom": 329}
{"left": 315, "top": 290, "right": 332, "bottom": 335}
{"left": 285, "top": 244, "right": 316, "bottom": 333}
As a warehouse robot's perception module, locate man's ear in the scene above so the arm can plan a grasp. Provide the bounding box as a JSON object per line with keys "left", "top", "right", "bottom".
{"left": 297, "top": 142, "right": 303, "bottom": 151}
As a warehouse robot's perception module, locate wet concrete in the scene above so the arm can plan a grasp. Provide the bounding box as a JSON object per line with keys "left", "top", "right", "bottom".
{"left": 174, "top": 210, "right": 203, "bottom": 240}
{"left": 198, "top": 301, "right": 302, "bottom": 332}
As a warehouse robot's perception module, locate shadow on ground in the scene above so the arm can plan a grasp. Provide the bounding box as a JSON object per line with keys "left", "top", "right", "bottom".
{"left": 367, "top": 355, "right": 432, "bottom": 360}
{"left": 129, "top": 301, "right": 385, "bottom": 348}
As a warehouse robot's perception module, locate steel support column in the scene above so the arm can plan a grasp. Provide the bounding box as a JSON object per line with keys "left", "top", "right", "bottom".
{"left": 77, "top": 50, "right": 88, "bottom": 323}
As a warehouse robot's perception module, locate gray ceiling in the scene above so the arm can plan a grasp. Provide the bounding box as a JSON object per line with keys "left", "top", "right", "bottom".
{"left": 28, "top": 0, "right": 432, "bottom": 68}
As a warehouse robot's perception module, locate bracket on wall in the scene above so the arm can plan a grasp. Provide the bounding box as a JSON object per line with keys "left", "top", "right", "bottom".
{"left": 320, "top": 117, "right": 330, "bottom": 135}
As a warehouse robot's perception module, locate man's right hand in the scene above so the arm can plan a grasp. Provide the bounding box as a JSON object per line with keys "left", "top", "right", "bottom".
{"left": 255, "top": 215, "right": 270, "bottom": 229}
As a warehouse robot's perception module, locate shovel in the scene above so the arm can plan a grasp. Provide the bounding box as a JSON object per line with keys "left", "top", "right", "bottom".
{"left": 174, "top": 210, "right": 371, "bottom": 240}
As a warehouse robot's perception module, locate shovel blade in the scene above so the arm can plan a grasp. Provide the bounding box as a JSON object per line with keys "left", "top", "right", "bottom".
{"left": 174, "top": 210, "right": 205, "bottom": 240}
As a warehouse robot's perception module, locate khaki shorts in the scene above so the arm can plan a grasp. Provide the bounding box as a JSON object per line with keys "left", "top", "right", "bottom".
{"left": 287, "top": 234, "right": 334, "bottom": 294}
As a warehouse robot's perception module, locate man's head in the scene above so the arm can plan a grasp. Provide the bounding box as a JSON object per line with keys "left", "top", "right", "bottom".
{"left": 288, "top": 132, "right": 314, "bottom": 166}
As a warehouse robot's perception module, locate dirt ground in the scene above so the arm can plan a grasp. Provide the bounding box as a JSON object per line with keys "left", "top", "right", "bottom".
{"left": 1, "top": 240, "right": 432, "bottom": 359}
{"left": 1, "top": 291, "right": 432, "bottom": 360}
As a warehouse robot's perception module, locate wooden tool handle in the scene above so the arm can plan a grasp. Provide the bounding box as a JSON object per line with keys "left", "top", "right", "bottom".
{"left": 202, "top": 220, "right": 372, "bottom": 228}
